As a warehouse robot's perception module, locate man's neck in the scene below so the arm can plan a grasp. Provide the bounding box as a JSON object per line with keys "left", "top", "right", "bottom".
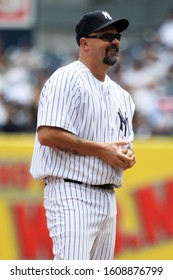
{"left": 79, "top": 57, "right": 108, "bottom": 82}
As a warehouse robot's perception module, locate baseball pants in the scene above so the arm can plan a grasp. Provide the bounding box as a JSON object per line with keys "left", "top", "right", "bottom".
{"left": 44, "top": 180, "right": 117, "bottom": 260}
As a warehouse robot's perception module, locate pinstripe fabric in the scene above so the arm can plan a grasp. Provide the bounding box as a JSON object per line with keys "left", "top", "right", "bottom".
{"left": 30, "top": 60, "right": 135, "bottom": 188}
{"left": 44, "top": 180, "right": 116, "bottom": 260}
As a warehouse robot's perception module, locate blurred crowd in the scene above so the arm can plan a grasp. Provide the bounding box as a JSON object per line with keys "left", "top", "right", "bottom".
{"left": 0, "top": 37, "right": 63, "bottom": 133}
{"left": 0, "top": 9, "right": 173, "bottom": 138}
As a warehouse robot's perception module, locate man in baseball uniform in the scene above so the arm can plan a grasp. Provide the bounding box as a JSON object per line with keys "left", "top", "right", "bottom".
{"left": 30, "top": 10, "right": 136, "bottom": 260}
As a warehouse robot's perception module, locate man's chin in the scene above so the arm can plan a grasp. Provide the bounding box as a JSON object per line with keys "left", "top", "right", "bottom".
{"left": 103, "top": 56, "right": 119, "bottom": 66}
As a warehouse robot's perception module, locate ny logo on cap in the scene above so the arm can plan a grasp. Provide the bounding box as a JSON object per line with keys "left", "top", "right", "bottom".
{"left": 102, "top": 11, "right": 112, "bottom": 20}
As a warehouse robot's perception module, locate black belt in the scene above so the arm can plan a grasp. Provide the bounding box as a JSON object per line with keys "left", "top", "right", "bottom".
{"left": 64, "top": 178, "right": 114, "bottom": 190}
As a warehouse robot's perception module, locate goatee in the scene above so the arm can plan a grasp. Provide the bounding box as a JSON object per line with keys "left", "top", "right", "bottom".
{"left": 103, "top": 46, "right": 119, "bottom": 66}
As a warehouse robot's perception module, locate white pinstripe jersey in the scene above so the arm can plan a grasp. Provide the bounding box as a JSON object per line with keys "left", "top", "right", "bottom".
{"left": 30, "top": 60, "right": 135, "bottom": 187}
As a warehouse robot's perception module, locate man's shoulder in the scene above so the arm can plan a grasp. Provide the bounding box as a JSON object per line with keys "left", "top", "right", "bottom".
{"left": 106, "top": 75, "right": 124, "bottom": 90}
{"left": 107, "top": 75, "right": 132, "bottom": 97}
{"left": 51, "top": 60, "right": 83, "bottom": 79}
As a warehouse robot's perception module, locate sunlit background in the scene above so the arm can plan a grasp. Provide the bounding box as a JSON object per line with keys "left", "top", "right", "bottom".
{"left": 0, "top": 0, "right": 173, "bottom": 260}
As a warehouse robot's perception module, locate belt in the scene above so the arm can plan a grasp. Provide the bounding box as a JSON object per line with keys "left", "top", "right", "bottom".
{"left": 64, "top": 178, "right": 114, "bottom": 190}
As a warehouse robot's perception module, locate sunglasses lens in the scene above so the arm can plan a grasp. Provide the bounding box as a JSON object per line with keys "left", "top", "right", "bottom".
{"left": 102, "top": 34, "right": 114, "bottom": 42}
{"left": 102, "top": 34, "right": 121, "bottom": 42}
{"left": 115, "top": 34, "right": 121, "bottom": 41}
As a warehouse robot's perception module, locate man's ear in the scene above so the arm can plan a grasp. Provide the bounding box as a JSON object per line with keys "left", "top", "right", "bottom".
{"left": 80, "top": 37, "right": 89, "bottom": 48}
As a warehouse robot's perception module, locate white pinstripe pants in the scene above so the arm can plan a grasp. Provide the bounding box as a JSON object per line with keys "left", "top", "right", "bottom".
{"left": 44, "top": 181, "right": 117, "bottom": 260}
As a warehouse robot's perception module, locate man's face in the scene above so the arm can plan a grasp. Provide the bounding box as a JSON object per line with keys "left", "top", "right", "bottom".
{"left": 89, "top": 25, "right": 121, "bottom": 66}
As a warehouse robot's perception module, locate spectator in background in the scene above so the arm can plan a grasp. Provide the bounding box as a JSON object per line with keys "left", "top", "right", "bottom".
{"left": 165, "top": 64, "right": 173, "bottom": 96}
{"left": 0, "top": 37, "right": 61, "bottom": 132}
{"left": 157, "top": 7, "right": 173, "bottom": 49}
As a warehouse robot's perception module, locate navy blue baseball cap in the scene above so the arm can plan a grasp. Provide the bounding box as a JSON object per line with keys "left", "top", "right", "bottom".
{"left": 75, "top": 10, "right": 129, "bottom": 45}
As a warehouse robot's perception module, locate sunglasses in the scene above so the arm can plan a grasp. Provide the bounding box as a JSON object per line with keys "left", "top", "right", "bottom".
{"left": 85, "top": 33, "right": 121, "bottom": 42}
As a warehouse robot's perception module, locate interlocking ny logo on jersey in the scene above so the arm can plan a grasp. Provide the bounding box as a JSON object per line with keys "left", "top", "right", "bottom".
{"left": 102, "top": 11, "right": 112, "bottom": 20}
{"left": 118, "top": 109, "right": 128, "bottom": 137}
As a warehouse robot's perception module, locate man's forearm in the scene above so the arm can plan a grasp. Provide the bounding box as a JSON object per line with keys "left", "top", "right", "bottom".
{"left": 37, "top": 126, "right": 135, "bottom": 169}
{"left": 38, "top": 126, "right": 102, "bottom": 157}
